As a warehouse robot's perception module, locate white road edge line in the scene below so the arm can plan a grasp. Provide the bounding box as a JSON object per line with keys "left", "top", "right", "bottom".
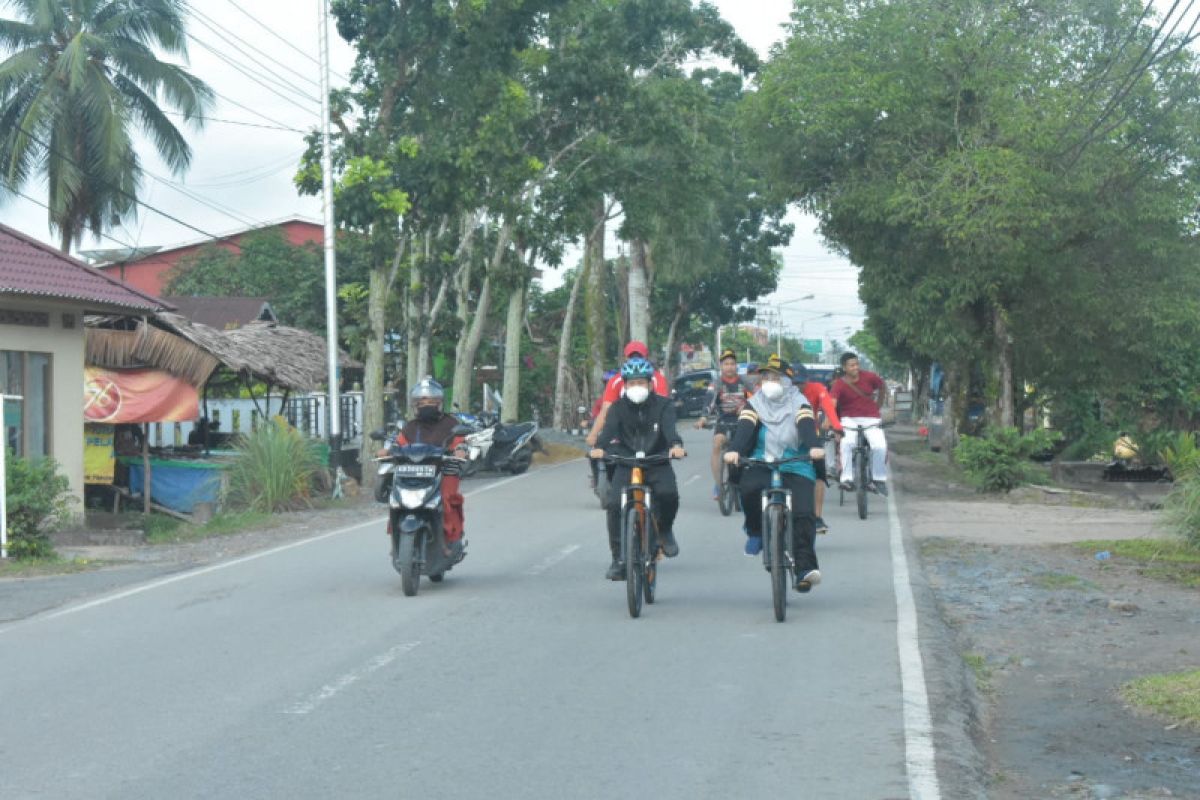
{"left": 0, "top": 457, "right": 587, "bottom": 634}
{"left": 525, "top": 544, "right": 581, "bottom": 576}
{"left": 283, "top": 641, "right": 422, "bottom": 715}
{"left": 887, "top": 488, "right": 942, "bottom": 800}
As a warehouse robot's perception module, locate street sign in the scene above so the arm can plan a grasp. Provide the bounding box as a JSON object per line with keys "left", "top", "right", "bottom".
{"left": 803, "top": 339, "right": 823, "bottom": 354}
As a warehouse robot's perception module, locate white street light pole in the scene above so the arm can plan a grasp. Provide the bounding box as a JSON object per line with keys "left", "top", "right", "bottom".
{"left": 1, "top": 394, "right": 23, "bottom": 559}
{"left": 319, "top": 0, "right": 342, "bottom": 491}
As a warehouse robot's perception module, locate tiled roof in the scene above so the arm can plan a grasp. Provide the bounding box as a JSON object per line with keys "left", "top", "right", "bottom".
{"left": 0, "top": 222, "right": 170, "bottom": 312}
{"left": 161, "top": 296, "right": 277, "bottom": 330}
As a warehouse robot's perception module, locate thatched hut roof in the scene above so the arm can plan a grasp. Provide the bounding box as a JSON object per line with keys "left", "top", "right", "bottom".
{"left": 86, "top": 311, "right": 358, "bottom": 392}
{"left": 152, "top": 312, "right": 357, "bottom": 392}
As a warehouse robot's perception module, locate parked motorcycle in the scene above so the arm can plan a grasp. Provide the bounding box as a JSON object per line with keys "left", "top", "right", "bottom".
{"left": 456, "top": 414, "right": 543, "bottom": 476}
{"left": 370, "top": 428, "right": 469, "bottom": 596}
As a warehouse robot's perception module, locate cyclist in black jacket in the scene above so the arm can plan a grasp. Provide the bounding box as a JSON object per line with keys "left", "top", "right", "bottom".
{"left": 590, "top": 358, "right": 687, "bottom": 580}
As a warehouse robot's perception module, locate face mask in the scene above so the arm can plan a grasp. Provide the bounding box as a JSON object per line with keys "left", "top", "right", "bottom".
{"left": 417, "top": 405, "right": 441, "bottom": 422}
{"left": 626, "top": 385, "right": 650, "bottom": 404}
{"left": 760, "top": 380, "right": 783, "bottom": 401}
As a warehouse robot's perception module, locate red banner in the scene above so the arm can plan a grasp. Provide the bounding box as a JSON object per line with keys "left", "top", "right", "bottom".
{"left": 83, "top": 368, "right": 199, "bottom": 424}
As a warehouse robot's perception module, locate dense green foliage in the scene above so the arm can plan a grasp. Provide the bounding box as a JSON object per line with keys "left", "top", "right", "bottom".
{"left": 749, "top": 0, "right": 1200, "bottom": 438}
{"left": 954, "top": 428, "right": 1060, "bottom": 493}
{"left": 3, "top": 450, "right": 72, "bottom": 559}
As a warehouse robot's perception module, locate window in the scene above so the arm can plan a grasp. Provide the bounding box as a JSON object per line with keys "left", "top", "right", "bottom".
{"left": 0, "top": 351, "right": 52, "bottom": 458}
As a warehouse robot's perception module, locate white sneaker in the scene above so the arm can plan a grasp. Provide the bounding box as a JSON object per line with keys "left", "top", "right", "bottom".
{"left": 795, "top": 569, "right": 821, "bottom": 593}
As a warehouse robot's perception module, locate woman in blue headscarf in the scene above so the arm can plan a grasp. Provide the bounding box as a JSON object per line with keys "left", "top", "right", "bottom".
{"left": 724, "top": 354, "right": 826, "bottom": 592}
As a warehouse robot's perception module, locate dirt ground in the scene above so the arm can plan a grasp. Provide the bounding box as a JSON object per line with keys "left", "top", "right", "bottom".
{"left": 895, "top": 434, "right": 1200, "bottom": 800}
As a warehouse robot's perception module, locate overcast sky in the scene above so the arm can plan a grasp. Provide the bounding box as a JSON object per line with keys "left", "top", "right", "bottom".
{"left": 0, "top": 0, "right": 863, "bottom": 345}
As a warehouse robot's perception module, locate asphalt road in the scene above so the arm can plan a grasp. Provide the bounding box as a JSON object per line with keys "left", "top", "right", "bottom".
{"left": 0, "top": 427, "right": 924, "bottom": 799}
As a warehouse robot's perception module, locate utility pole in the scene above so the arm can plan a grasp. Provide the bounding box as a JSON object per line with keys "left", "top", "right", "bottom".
{"left": 319, "top": 0, "right": 343, "bottom": 496}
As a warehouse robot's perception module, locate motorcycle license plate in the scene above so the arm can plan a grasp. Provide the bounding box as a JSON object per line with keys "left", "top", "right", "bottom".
{"left": 394, "top": 464, "right": 437, "bottom": 478}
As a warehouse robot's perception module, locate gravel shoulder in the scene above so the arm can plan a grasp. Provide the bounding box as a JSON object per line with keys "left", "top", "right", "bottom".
{"left": 893, "top": 432, "right": 1200, "bottom": 800}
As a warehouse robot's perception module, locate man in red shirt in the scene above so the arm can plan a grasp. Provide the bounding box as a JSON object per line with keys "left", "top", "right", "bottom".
{"left": 830, "top": 351, "right": 890, "bottom": 495}
{"left": 792, "top": 363, "right": 842, "bottom": 532}
{"left": 584, "top": 340, "right": 668, "bottom": 449}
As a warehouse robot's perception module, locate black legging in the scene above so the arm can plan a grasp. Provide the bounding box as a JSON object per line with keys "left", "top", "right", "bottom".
{"left": 605, "top": 463, "right": 679, "bottom": 554}
{"left": 738, "top": 467, "right": 818, "bottom": 573}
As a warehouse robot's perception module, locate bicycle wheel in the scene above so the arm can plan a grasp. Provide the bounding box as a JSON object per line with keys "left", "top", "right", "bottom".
{"left": 768, "top": 504, "right": 788, "bottom": 622}
{"left": 855, "top": 448, "right": 869, "bottom": 520}
{"left": 718, "top": 461, "right": 734, "bottom": 516}
{"left": 644, "top": 521, "right": 657, "bottom": 605}
{"left": 624, "top": 504, "right": 644, "bottom": 618}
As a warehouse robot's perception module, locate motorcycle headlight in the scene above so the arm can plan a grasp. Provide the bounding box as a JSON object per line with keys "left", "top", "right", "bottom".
{"left": 399, "top": 487, "right": 428, "bottom": 509}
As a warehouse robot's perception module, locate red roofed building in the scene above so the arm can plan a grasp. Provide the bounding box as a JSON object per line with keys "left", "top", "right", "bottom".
{"left": 1, "top": 221, "right": 170, "bottom": 510}
{"left": 90, "top": 216, "right": 323, "bottom": 296}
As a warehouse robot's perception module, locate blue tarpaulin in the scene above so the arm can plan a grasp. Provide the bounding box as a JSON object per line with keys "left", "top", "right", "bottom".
{"left": 123, "top": 458, "right": 224, "bottom": 514}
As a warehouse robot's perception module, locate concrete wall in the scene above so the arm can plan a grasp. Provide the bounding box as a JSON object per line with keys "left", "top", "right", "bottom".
{"left": 0, "top": 298, "right": 87, "bottom": 516}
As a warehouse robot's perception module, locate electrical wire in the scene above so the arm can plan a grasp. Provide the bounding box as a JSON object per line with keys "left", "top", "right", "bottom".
{"left": 220, "top": 0, "right": 352, "bottom": 83}
{"left": 162, "top": 110, "right": 307, "bottom": 133}
{"left": 188, "top": 32, "right": 319, "bottom": 115}
{"left": 10, "top": 188, "right": 140, "bottom": 252}
{"left": 189, "top": 5, "right": 322, "bottom": 90}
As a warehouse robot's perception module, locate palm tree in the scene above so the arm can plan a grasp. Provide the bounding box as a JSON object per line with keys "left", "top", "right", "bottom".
{"left": 0, "top": 0, "right": 213, "bottom": 252}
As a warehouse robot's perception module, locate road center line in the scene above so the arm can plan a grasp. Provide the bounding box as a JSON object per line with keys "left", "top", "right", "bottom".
{"left": 683, "top": 474, "right": 701, "bottom": 486}
{"left": 887, "top": 487, "right": 942, "bottom": 800}
{"left": 525, "top": 544, "right": 581, "bottom": 576}
{"left": 0, "top": 461, "right": 584, "bottom": 634}
{"left": 282, "top": 641, "right": 422, "bottom": 715}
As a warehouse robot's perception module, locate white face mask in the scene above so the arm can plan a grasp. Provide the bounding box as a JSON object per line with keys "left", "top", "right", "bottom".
{"left": 626, "top": 385, "right": 650, "bottom": 404}
{"left": 760, "top": 380, "right": 783, "bottom": 401}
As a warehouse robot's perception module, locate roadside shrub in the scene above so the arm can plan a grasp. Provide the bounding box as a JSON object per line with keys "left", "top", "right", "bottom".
{"left": 1159, "top": 431, "right": 1200, "bottom": 480}
{"left": 1165, "top": 471, "right": 1200, "bottom": 548}
{"left": 954, "top": 427, "right": 1061, "bottom": 493}
{"left": 3, "top": 450, "right": 72, "bottom": 559}
{"left": 224, "top": 418, "right": 322, "bottom": 513}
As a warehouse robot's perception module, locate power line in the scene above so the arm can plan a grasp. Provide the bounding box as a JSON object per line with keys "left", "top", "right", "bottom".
{"left": 220, "top": 0, "right": 352, "bottom": 83}
{"left": 190, "top": 5, "right": 322, "bottom": 90}
{"left": 11, "top": 188, "right": 140, "bottom": 252}
{"left": 188, "top": 32, "right": 319, "bottom": 115}
{"left": 163, "top": 110, "right": 306, "bottom": 133}
{"left": 12, "top": 121, "right": 225, "bottom": 241}
{"left": 209, "top": 88, "right": 315, "bottom": 131}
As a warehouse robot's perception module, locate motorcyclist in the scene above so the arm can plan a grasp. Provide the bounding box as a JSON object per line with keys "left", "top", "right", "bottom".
{"left": 378, "top": 378, "right": 470, "bottom": 556}
{"left": 589, "top": 358, "right": 687, "bottom": 580}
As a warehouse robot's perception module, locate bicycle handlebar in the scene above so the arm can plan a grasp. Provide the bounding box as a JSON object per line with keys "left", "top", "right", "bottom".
{"left": 603, "top": 452, "right": 676, "bottom": 466}
{"left": 741, "top": 455, "right": 812, "bottom": 468}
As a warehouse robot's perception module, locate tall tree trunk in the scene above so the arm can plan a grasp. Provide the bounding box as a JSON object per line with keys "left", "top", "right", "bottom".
{"left": 662, "top": 293, "right": 686, "bottom": 380}
{"left": 553, "top": 262, "right": 587, "bottom": 429}
{"left": 404, "top": 253, "right": 421, "bottom": 411}
{"left": 501, "top": 279, "right": 526, "bottom": 423}
{"left": 627, "top": 239, "right": 651, "bottom": 348}
{"left": 994, "top": 306, "right": 1015, "bottom": 428}
{"left": 452, "top": 217, "right": 512, "bottom": 412}
{"left": 450, "top": 241, "right": 476, "bottom": 412}
{"left": 360, "top": 261, "right": 389, "bottom": 474}
{"left": 584, "top": 198, "right": 608, "bottom": 387}
{"left": 417, "top": 273, "right": 452, "bottom": 384}
{"left": 614, "top": 251, "right": 629, "bottom": 347}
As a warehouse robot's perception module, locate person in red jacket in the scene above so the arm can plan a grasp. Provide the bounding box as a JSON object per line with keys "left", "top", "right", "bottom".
{"left": 792, "top": 363, "right": 843, "bottom": 533}
{"left": 380, "top": 378, "right": 470, "bottom": 554}
{"left": 584, "top": 340, "right": 668, "bottom": 448}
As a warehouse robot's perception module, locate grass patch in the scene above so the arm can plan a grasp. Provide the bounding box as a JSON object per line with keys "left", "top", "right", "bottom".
{"left": 143, "top": 510, "right": 277, "bottom": 545}
{"left": 963, "top": 652, "right": 994, "bottom": 693}
{"left": 1074, "top": 538, "right": 1200, "bottom": 589}
{"left": 1031, "top": 571, "right": 1093, "bottom": 590}
{"left": 1074, "top": 538, "right": 1200, "bottom": 564}
{"left": 1121, "top": 669, "right": 1200, "bottom": 730}
{"left": 0, "top": 555, "right": 100, "bottom": 579}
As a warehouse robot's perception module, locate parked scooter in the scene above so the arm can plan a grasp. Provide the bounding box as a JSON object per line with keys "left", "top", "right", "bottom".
{"left": 370, "top": 427, "right": 469, "bottom": 596}
{"left": 452, "top": 406, "right": 542, "bottom": 476}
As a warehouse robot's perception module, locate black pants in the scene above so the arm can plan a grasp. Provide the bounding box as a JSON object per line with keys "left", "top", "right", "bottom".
{"left": 738, "top": 467, "right": 818, "bottom": 573}
{"left": 605, "top": 463, "right": 679, "bottom": 556}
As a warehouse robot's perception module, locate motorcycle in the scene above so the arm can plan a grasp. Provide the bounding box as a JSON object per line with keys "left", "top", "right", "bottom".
{"left": 457, "top": 414, "right": 542, "bottom": 476}
{"left": 370, "top": 428, "right": 470, "bottom": 596}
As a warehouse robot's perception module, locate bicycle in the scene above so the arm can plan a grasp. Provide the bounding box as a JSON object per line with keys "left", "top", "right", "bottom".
{"left": 741, "top": 454, "right": 812, "bottom": 622}
{"left": 838, "top": 421, "right": 886, "bottom": 520}
{"left": 709, "top": 419, "right": 742, "bottom": 517}
{"left": 606, "top": 452, "right": 674, "bottom": 619}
